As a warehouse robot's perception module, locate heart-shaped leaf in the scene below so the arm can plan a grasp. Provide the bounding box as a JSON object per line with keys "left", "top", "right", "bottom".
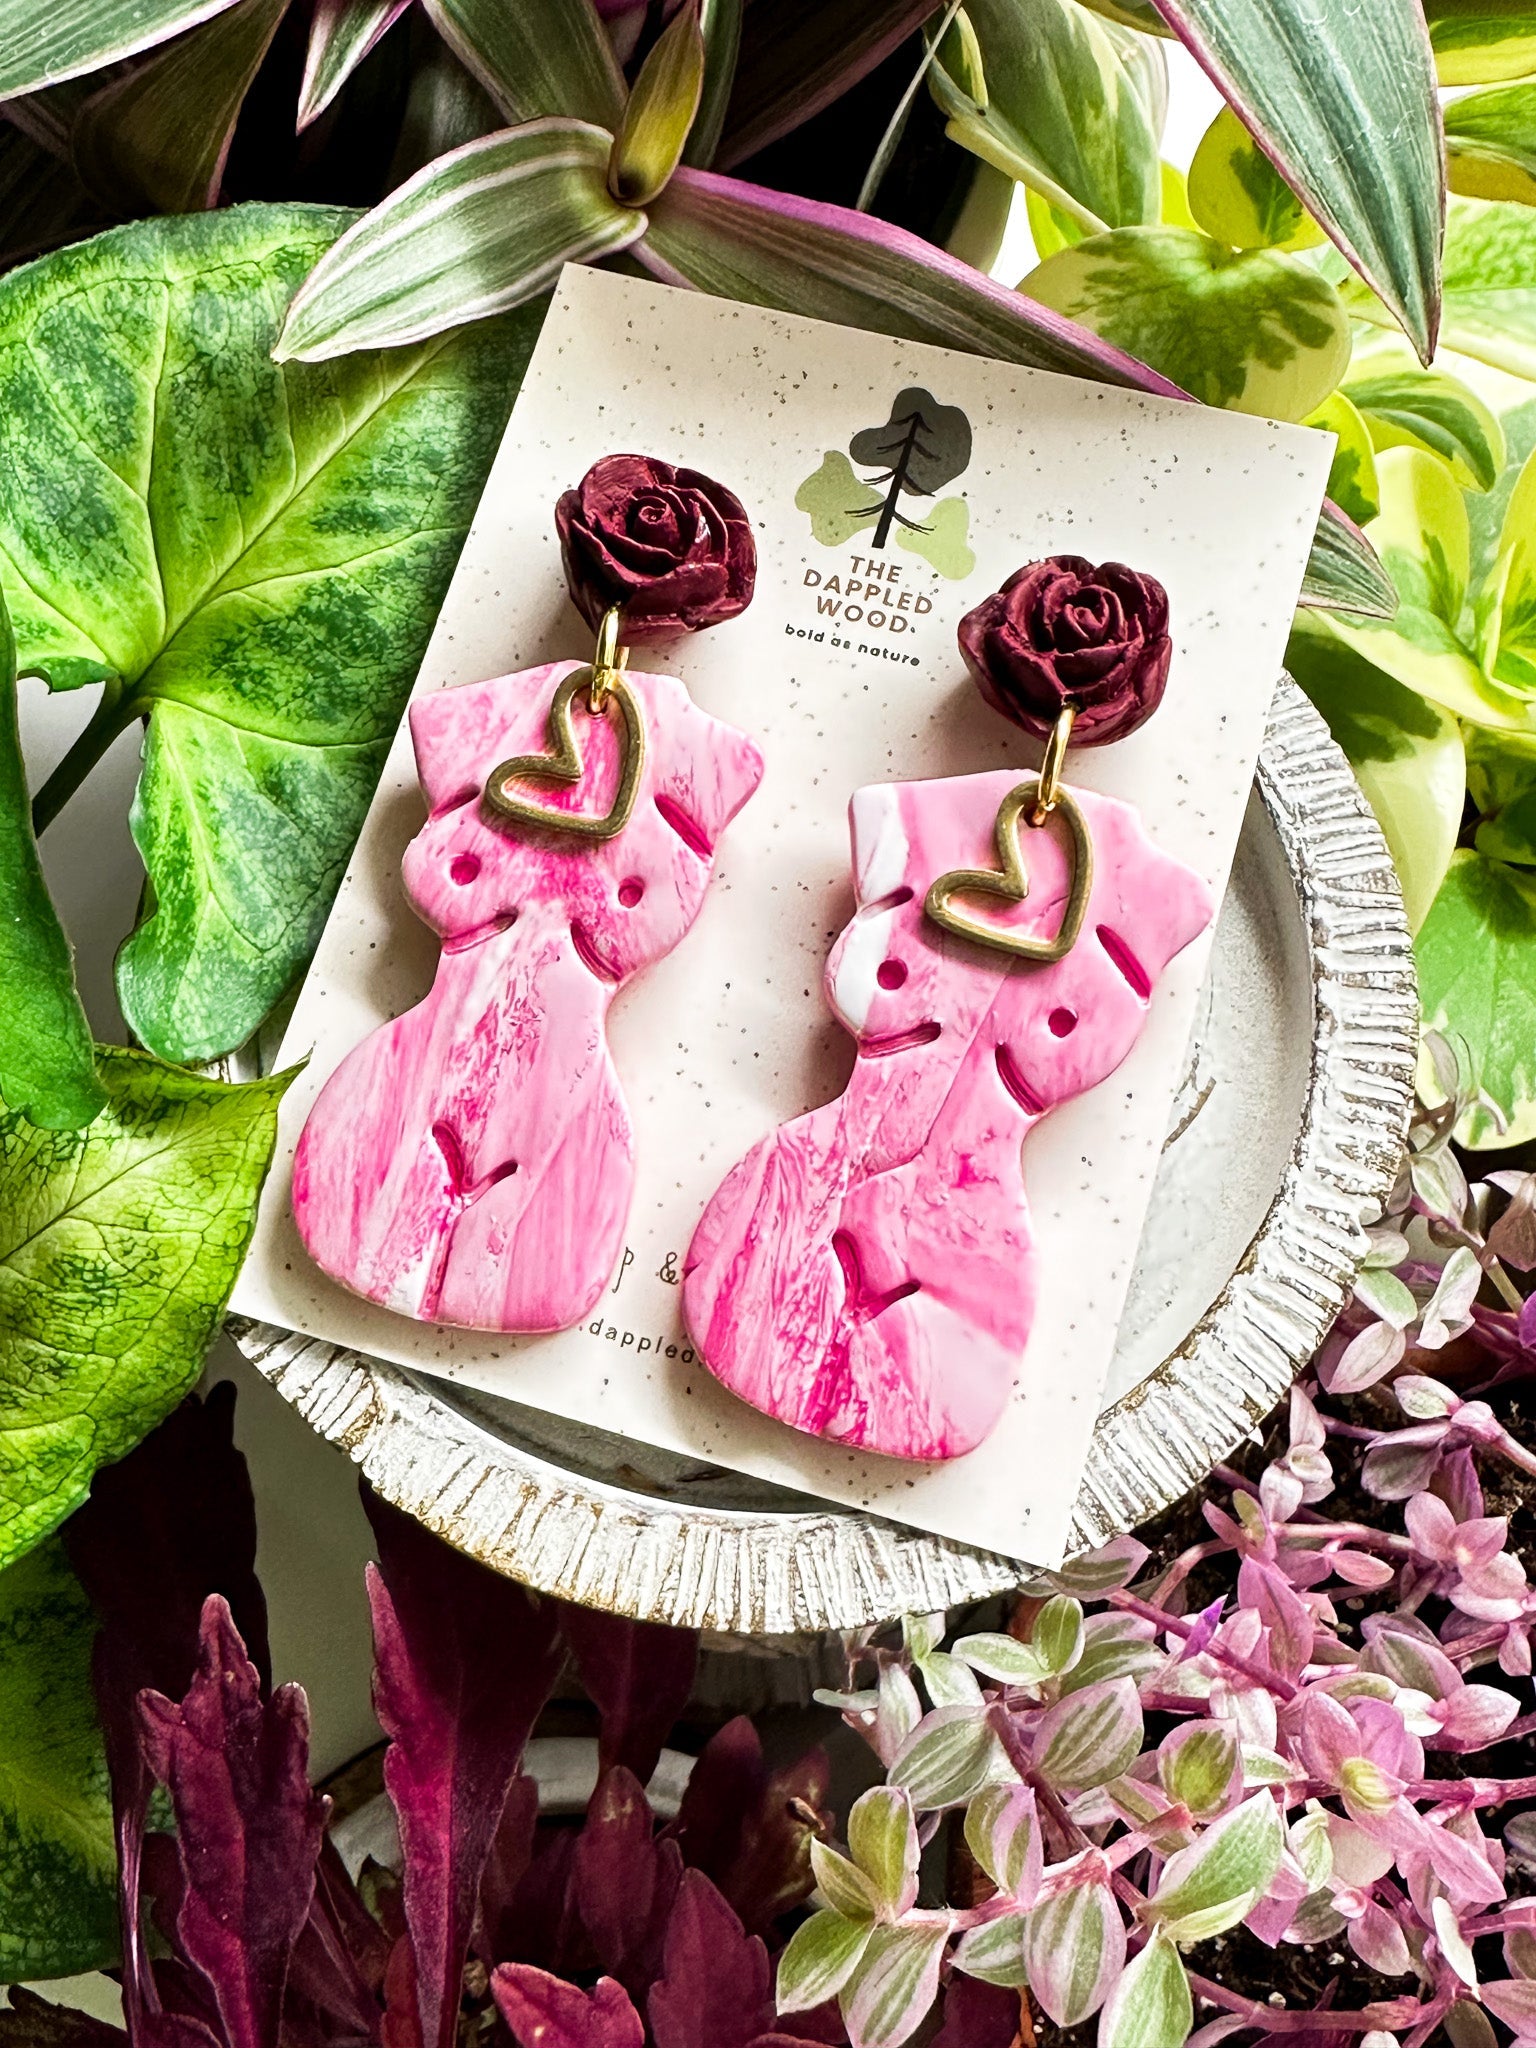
{"left": 0, "top": 1049, "right": 287, "bottom": 1572}
{"left": 0, "top": 1538, "right": 117, "bottom": 1980}
{"left": 1187, "top": 105, "right": 1322, "bottom": 251}
{"left": 0, "top": 204, "right": 533, "bottom": 1063}
{"left": 1022, "top": 226, "right": 1351, "bottom": 423}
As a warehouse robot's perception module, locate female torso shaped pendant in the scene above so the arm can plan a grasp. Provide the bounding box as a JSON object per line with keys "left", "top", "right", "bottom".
{"left": 681, "top": 766, "right": 1213, "bottom": 1462}
{"left": 293, "top": 657, "right": 763, "bottom": 1332}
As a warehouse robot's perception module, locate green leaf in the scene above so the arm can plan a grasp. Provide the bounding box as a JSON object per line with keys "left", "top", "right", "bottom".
{"left": 889, "top": 1707, "right": 1006, "bottom": 1810}
{"left": 1034, "top": 1594, "right": 1086, "bottom": 1676}
{"left": 931, "top": 0, "right": 1160, "bottom": 233}
{"left": 777, "top": 1909, "right": 875, "bottom": 2013}
{"left": 0, "top": 0, "right": 243, "bottom": 98}
{"left": 1324, "top": 448, "right": 1535, "bottom": 728}
{"left": 1021, "top": 227, "right": 1351, "bottom": 421}
{"left": 1187, "top": 105, "right": 1321, "bottom": 251}
{"left": 1035, "top": 1677, "right": 1144, "bottom": 1792}
{"left": 278, "top": 122, "right": 643, "bottom": 359}
{"left": 297, "top": 0, "right": 410, "bottom": 130}
{"left": 1417, "top": 849, "right": 1536, "bottom": 1147}
{"left": 1305, "top": 390, "right": 1380, "bottom": 528}
{"left": 0, "top": 1539, "right": 117, "bottom": 1979}
{"left": 683, "top": 0, "right": 742, "bottom": 169}
{"left": 1024, "top": 1881, "right": 1126, "bottom": 2025}
{"left": 1150, "top": 0, "right": 1443, "bottom": 360}
{"left": 841, "top": 1919, "right": 950, "bottom": 2048}
{"left": 1447, "top": 81, "right": 1536, "bottom": 205}
{"left": 0, "top": 594, "right": 102, "bottom": 1131}
{"left": 716, "top": 0, "right": 940, "bottom": 169}
{"left": 952, "top": 1631, "right": 1053, "bottom": 1684}
{"left": 421, "top": 0, "right": 625, "bottom": 129}
{"left": 1469, "top": 725, "right": 1536, "bottom": 864}
{"left": 963, "top": 1783, "right": 1039, "bottom": 1898}
{"left": 1076, "top": 0, "right": 1172, "bottom": 32}
{"left": 913, "top": 1648, "right": 985, "bottom": 1709}
{"left": 1300, "top": 498, "right": 1398, "bottom": 618}
{"left": 1286, "top": 617, "right": 1467, "bottom": 930}
{"left": 1482, "top": 443, "right": 1536, "bottom": 694}
{"left": 1057, "top": 1613, "right": 1163, "bottom": 1696}
{"left": 847, "top": 1785, "right": 919, "bottom": 1917}
{"left": 1367, "top": 199, "right": 1536, "bottom": 381}
{"left": 1027, "top": 185, "right": 1089, "bottom": 260}
{"left": 72, "top": 0, "right": 289, "bottom": 216}
{"left": 1158, "top": 1724, "right": 1239, "bottom": 1820}
{"left": 609, "top": 0, "right": 704, "bottom": 206}
{"left": 0, "top": 206, "right": 534, "bottom": 1063}
{"left": 1099, "top": 1931, "right": 1193, "bottom": 2048}
{"left": 811, "top": 1837, "right": 882, "bottom": 1922}
{"left": 1425, "top": 0, "right": 1536, "bottom": 84}
{"left": 0, "top": 1049, "right": 287, "bottom": 1570}
{"left": 1147, "top": 1791, "right": 1284, "bottom": 1939}
{"left": 954, "top": 1912, "right": 1028, "bottom": 1987}
{"left": 1345, "top": 359, "right": 1506, "bottom": 493}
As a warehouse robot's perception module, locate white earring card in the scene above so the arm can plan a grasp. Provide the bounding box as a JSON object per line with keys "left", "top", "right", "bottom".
{"left": 231, "top": 264, "right": 1333, "bottom": 1569}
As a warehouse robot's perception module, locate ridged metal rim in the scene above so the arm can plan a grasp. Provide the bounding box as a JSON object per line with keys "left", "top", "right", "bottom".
{"left": 229, "top": 680, "right": 1418, "bottom": 1633}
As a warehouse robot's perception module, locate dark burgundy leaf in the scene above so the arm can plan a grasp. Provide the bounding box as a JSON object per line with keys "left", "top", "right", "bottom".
{"left": 499, "top": 1825, "right": 595, "bottom": 1981}
{"left": 666, "top": 1719, "right": 830, "bottom": 1935}
{"left": 647, "top": 1868, "right": 774, "bottom": 2048}
{"left": 574, "top": 1765, "right": 683, "bottom": 1999}
{"left": 475, "top": 1773, "right": 539, "bottom": 1965}
{"left": 138, "top": 1596, "right": 328, "bottom": 2048}
{"left": 491, "top": 1967, "right": 644, "bottom": 2048}
{"left": 64, "top": 1385, "right": 269, "bottom": 2036}
{"left": 380, "top": 1935, "right": 423, "bottom": 2048}
{"left": 364, "top": 1489, "right": 564, "bottom": 2048}
{"left": 930, "top": 1976, "right": 1022, "bottom": 2047}
{"left": 558, "top": 1603, "right": 699, "bottom": 1785}
{"left": 0, "top": 1989, "right": 126, "bottom": 2048}
{"left": 286, "top": 1837, "right": 389, "bottom": 2041}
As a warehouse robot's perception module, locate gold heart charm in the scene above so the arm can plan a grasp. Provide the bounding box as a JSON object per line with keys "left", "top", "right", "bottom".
{"left": 924, "top": 776, "right": 1095, "bottom": 964}
{"left": 484, "top": 666, "right": 645, "bottom": 843}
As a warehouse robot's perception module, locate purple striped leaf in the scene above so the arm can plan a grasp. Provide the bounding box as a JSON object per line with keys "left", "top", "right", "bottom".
{"left": 297, "top": 0, "right": 412, "bottom": 129}
{"left": 715, "top": 0, "right": 941, "bottom": 168}
{"left": 1148, "top": 0, "right": 1443, "bottom": 360}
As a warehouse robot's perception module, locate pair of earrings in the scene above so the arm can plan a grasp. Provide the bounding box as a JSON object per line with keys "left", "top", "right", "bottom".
{"left": 293, "top": 456, "right": 1212, "bottom": 1465}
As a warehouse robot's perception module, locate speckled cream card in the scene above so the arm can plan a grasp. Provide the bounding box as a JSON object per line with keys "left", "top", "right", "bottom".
{"left": 232, "top": 265, "right": 1332, "bottom": 1568}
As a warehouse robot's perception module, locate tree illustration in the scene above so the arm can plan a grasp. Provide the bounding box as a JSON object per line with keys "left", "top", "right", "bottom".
{"left": 847, "top": 386, "right": 972, "bottom": 548}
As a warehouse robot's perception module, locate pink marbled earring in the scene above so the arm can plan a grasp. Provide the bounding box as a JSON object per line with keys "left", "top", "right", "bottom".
{"left": 292, "top": 456, "right": 764, "bottom": 1333}
{"left": 682, "top": 556, "right": 1214, "bottom": 1463}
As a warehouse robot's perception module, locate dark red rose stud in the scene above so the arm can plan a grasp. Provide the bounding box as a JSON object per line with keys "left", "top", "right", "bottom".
{"left": 555, "top": 453, "right": 757, "bottom": 639}
{"left": 957, "top": 554, "right": 1171, "bottom": 746}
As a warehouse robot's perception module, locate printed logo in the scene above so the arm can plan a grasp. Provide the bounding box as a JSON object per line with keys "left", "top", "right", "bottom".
{"left": 794, "top": 385, "right": 976, "bottom": 579}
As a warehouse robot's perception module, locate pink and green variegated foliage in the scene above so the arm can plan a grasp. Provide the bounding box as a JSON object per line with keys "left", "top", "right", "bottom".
{"left": 793, "top": 1256, "right": 1536, "bottom": 2048}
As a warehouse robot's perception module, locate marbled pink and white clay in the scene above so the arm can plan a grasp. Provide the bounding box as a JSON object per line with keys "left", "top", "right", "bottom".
{"left": 682, "top": 770, "right": 1212, "bottom": 1462}
{"left": 293, "top": 661, "right": 763, "bottom": 1332}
